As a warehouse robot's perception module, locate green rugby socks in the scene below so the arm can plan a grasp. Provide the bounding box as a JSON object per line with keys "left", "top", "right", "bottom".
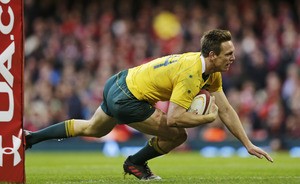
{"left": 26, "top": 119, "right": 75, "bottom": 147}
{"left": 129, "top": 137, "right": 165, "bottom": 165}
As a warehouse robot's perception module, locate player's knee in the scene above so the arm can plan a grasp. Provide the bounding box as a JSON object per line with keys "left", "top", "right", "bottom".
{"left": 172, "top": 129, "right": 188, "bottom": 145}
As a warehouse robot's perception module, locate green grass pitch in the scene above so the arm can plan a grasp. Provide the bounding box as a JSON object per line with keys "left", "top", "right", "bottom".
{"left": 25, "top": 151, "right": 299, "bottom": 184}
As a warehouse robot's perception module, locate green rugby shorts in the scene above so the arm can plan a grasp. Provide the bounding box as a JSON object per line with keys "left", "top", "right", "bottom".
{"left": 100, "top": 70, "right": 155, "bottom": 124}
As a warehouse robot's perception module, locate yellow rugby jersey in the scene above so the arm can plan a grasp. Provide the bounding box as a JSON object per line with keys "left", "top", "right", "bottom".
{"left": 126, "top": 52, "right": 223, "bottom": 109}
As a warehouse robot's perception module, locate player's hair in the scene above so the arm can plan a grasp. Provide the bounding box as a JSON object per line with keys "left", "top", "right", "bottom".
{"left": 200, "top": 29, "right": 232, "bottom": 57}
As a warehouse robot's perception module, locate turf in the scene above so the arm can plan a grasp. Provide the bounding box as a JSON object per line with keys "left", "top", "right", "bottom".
{"left": 25, "top": 151, "right": 300, "bottom": 184}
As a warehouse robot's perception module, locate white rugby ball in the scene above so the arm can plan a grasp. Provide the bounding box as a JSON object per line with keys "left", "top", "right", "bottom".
{"left": 188, "top": 90, "right": 212, "bottom": 115}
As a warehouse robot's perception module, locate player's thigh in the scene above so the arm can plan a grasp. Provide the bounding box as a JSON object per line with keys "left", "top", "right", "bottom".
{"left": 128, "top": 108, "right": 186, "bottom": 140}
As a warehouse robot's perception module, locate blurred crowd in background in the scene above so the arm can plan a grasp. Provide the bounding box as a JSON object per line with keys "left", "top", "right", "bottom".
{"left": 24, "top": 0, "right": 300, "bottom": 151}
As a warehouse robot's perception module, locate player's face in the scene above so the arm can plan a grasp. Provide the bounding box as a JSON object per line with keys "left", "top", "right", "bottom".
{"left": 214, "top": 41, "right": 235, "bottom": 72}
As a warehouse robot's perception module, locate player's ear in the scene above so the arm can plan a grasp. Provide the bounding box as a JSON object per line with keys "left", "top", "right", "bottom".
{"left": 208, "top": 51, "right": 217, "bottom": 60}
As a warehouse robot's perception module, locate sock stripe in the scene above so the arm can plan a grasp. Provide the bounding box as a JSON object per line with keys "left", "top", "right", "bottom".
{"left": 65, "top": 120, "right": 69, "bottom": 137}
{"left": 149, "top": 137, "right": 168, "bottom": 154}
{"left": 65, "top": 119, "right": 75, "bottom": 137}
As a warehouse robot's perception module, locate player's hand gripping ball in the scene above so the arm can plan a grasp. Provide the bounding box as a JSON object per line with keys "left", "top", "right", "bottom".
{"left": 188, "top": 89, "right": 212, "bottom": 115}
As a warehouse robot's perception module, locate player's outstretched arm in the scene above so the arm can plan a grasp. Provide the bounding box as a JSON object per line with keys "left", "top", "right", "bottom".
{"left": 247, "top": 144, "right": 273, "bottom": 162}
{"left": 212, "top": 91, "right": 273, "bottom": 163}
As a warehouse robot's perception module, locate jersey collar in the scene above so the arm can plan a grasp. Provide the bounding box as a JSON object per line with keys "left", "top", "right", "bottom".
{"left": 200, "top": 54, "right": 206, "bottom": 74}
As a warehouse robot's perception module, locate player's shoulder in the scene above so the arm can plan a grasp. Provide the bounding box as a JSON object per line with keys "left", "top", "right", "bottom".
{"left": 180, "top": 52, "right": 201, "bottom": 59}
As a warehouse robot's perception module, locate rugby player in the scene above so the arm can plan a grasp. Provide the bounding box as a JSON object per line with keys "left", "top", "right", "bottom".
{"left": 25, "top": 29, "right": 273, "bottom": 180}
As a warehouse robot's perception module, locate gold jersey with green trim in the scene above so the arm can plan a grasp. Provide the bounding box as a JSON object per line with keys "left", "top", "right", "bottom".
{"left": 126, "top": 52, "right": 223, "bottom": 109}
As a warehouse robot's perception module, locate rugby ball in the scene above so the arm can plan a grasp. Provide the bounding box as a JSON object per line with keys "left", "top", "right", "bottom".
{"left": 188, "top": 90, "right": 212, "bottom": 115}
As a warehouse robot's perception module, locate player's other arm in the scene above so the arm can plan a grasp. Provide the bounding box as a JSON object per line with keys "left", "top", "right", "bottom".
{"left": 166, "top": 99, "right": 218, "bottom": 128}
{"left": 212, "top": 91, "right": 273, "bottom": 162}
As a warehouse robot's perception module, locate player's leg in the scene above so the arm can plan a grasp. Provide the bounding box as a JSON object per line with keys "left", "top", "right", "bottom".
{"left": 25, "top": 106, "right": 117, "bottom": 149}
{"left": 25, "top": 69, "right": 121, "bottom": 149}
{"left": 128, "top": 108, "right": 187, "bottom": 161}
{"left": 72, "top": 106, "right": 117, "bottom": 137}
{"left": 123, "top": 108, "right": 187, "bottom": 180}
